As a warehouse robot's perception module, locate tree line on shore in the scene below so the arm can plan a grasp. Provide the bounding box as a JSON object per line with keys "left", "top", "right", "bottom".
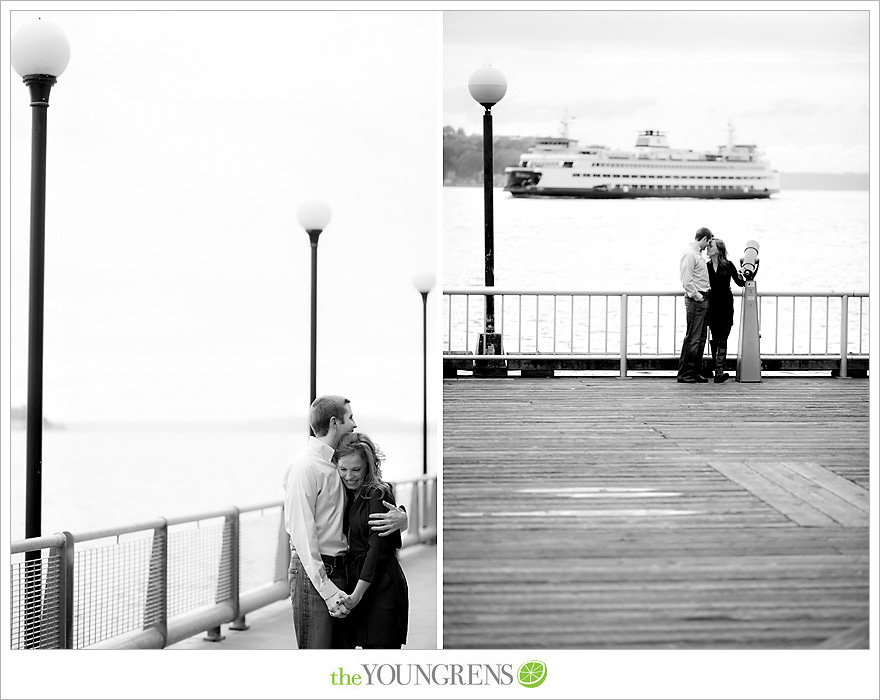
{"left": 443, "top": 126, "right": 534, "bottom": 186}
{"left": 442, "top": 125, "right": 868, "bottom": 190}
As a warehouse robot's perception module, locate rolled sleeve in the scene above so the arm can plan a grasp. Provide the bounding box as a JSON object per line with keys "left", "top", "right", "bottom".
{"left": 285, "top": 463, "right": 340, "bottom": 601}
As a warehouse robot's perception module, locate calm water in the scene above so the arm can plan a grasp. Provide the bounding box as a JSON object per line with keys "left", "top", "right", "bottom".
{"left": 8, "top": 188, "right": 869, "bottom": 540}
{"left": 9, "top": 421, "right": 426, "bottom": 540}
{"left": 444, "top": 188, "right": 870, "bottom": 292}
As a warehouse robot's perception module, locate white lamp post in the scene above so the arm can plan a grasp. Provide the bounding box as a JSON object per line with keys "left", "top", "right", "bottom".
{"left": 413, "top": 272, "right": 435, "bottom": 475}
{"left": 468, "top": 65, "right": 507, "bottom": 374}
{"left": 297, "top": 200, "right": 332, "bottom": 410}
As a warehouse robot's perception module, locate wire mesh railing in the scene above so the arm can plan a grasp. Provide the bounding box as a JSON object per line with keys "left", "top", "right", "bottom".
{"left": 10, "top": 475, "right": 436, "bottom": 649}
{"left": 443, "top": 288, "right": 869, "bottom": 376}
{"left": 10, "top": 535, "right": 69, "bottom": 649}
{"left": 72, "top": 533, "right": 156, "bottom": 648}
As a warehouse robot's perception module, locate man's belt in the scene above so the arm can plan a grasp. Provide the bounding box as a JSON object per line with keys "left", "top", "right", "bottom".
{"left": 321, "top": 553, "right": 347, "bottom": 568}
{"left": 290, "top": 549, "right": 347, "bottom": 575}
{"left": 321, "top": 553, "right": 347, "bottom": 576}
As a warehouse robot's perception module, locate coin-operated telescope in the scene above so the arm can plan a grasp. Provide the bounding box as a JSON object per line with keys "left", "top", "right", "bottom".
{"left": 737, "top": 240, "right": 761, "bottom": 382}
{"left": 741, "top": 240, "right": 760, "bottom": 280}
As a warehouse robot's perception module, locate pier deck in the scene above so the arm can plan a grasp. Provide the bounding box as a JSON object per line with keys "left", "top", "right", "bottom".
{"left": 168, "top": 543, "right": 437, "bottom": 650}
{"left": 443, "top": 376, "right": 871, "bottom": 649}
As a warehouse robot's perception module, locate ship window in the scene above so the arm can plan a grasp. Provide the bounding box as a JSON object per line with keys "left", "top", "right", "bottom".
{"left": 563, "top": 162, "right": 573, "bottom": 168}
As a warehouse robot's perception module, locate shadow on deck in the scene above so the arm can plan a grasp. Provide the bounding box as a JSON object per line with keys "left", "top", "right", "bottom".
{"left": 168, "top": 544, "right": 437, "bottom": 650}
{"left": 443, "top": 376, "right": 871, "bottom": 649}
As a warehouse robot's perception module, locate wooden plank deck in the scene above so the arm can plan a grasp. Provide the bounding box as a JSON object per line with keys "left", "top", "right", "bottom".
{"left": 442, "top": 376, "right": 871, "bottom": 649}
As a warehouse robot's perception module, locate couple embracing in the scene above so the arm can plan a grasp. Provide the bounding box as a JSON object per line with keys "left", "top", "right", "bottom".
{"left": 283, "top": 395, "right": 409, "bottom": 649}
{"left": 677, "top": 227, "right": 748, "bottom": 384}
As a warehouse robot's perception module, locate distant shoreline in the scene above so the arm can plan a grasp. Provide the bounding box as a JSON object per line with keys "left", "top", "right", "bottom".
{"left": 778, "top": 173, "right": 869, "bottom": 191}
{"left": 9, "top": 410, "right": 425, "bottom": 434}
{"left": 444, "top": 173, "right": 869, "bottom": 191}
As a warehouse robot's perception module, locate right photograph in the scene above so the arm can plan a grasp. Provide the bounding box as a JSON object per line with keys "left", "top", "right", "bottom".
{"left": 442, "top": 9, "right": 870, "bottom": 649}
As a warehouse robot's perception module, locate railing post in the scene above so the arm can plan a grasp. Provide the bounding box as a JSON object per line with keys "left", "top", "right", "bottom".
{"left": 52, "top": 532, "right": 74, "bottom": 649}
{"left": 424, "top": 478, "right": 437, "bottom": 544}
{"left": 417, "top": 480, "right": 426, "bottom": 543}
{"left": 839, "top": 294, "right": 849, "bottom": 378}
{"left": 37, "top": 538, "right": 64, "bottom": 649}
{"left": 227, "top": 508, "right": 249, "bottom": 631}
{"left": 145, "top": 519, "right": 168, "bottom": 647}
{"left": 619, "top": 293, "right": 629, "bottom": 378}
{"left": 205, "top": 509, "right": 240, "bottom": 641}
{"left": 407, "top": 483, "right": 421, "bottom": 542}
{"left": 275, "top": 510, "right": 291, "bottom": 584}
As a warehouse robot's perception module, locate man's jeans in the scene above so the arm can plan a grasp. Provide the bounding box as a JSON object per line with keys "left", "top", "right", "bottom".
{"left": 289, "top": 551, "right": 347, "bottom": 648}
{"left": 677, "top": 296, "right": 709, "bottom": 379}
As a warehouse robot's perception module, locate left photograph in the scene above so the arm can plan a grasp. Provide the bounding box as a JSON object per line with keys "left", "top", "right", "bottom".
{"left": 4, "top": 9, "right": 439, "bottom": 651}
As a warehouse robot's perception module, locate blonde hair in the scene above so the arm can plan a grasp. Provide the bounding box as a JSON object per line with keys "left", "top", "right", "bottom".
{"left": 334, "top": 432, "right": 393, "bottom": 501}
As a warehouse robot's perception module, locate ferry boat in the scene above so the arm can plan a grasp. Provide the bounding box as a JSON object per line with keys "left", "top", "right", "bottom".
{"left": 504, "top": 124, "right": 780, "bottom": 199}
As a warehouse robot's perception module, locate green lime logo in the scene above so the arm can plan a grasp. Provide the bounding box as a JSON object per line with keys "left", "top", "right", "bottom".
{"left": 517, "top": 660, "right": 547, "bottom": 688}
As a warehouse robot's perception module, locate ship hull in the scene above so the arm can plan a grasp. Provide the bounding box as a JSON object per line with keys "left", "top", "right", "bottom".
{"left": 506, "top": 186, "right": 774, "bottom": 200}
{"left": 504, "top": 127, "right": 780, "bottom": 200}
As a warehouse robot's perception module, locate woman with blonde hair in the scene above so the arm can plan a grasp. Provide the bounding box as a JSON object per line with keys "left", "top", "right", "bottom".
{"left": 706, "top": 237, "right": 746, "bottom": 383}
{"left": 333, "top": 432, "right": 409, "bottom": 648}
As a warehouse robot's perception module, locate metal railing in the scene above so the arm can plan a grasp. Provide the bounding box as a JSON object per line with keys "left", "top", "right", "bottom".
{"left": 10, "top": 475, "right": 436, "bottom": 649}
{"left": 444, "top": 288, "right": 869, "bottom": 376}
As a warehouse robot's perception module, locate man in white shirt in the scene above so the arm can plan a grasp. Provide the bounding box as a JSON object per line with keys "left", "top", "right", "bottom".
{"left": 284, "top": 395, "right": 407, "bottom": 648}
{"left": 677, "top": 227, "right": 714, "bottom": 383}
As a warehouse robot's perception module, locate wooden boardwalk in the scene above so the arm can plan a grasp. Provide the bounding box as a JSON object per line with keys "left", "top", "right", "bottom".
{"left": 442, "top": 376, "right": 871, "bottom": 649}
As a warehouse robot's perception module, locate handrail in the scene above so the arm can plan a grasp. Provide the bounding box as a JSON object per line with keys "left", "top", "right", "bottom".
{"left": 444, "top": 287, "right": 869, "bottom": 296}
{"left": 10, "top": 475, "right": 436, "bottom": 649}
{"left": 443, "top": 288, "right": 869, "bottom": 378}
{"left": 10, "top": 533, "right": 66, "bottom": 554}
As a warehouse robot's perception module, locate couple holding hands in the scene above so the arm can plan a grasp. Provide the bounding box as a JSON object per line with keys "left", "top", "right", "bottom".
{"left": 283, "top": 395, "right": 409, "bottom": 649}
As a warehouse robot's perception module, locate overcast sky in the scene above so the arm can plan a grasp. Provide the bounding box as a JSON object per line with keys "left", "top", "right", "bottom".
{"left": 1, "top": 5, "right": 439, "bottom": 691}
{"left": 444, "top": 8, "right": 871, "bottom": 173}
{"left": 1, "top": 4, "right": 878, "bottom": 699}
{"left": 3, "top": 7, "right": 440, "bottom": 427}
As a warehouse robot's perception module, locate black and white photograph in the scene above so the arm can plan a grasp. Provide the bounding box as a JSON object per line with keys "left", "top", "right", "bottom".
{"left": 2, "top": 3, "right": 878, "bottom": 700}
{"left": 2, "top": 3, "right": 439, "bottom": 694}
{"left": 441, "top": 1, "right": 875, "bottom": 664}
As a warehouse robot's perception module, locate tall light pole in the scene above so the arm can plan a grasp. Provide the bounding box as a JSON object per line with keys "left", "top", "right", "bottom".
{"left": 297, "top": 199, "right": 331, "bottom": 418}
{"left": 12, "top": 18, "right": 71, "bottom": 546}
{"left": 413, "top": 272, "right": 435, "bottom": 476}
{"left": 468, "top": 65, "right": 507, "bottom": 375}
{"left": 12, "top": 17, "right": 70, "bottom": 649}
